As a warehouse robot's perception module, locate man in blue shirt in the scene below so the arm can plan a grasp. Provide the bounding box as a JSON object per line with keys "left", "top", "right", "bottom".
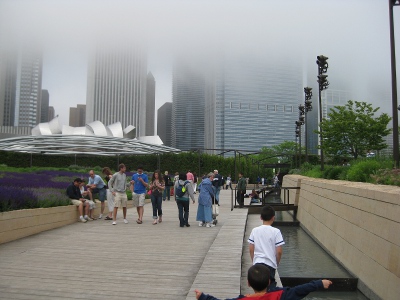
{"left": 130, "top": 166, "right": 148, "bottom": 224}
{"left": 87, "top": 170, "right": 107, "bottom": 219}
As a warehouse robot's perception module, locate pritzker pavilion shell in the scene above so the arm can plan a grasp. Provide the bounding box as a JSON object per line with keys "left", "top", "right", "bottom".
{"left": 0, "top": 117, "right": 181, "bottom": 155}
{"left": 0, "top": 135, "right": 181, "bottom": 155}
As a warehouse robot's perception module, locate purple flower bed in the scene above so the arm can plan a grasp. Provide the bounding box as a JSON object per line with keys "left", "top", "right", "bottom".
{"left": 0, "top": 170, "right": 84, "bottom": 212}
{"left": 0, "top": 186, "right": 39, "bottom": 211}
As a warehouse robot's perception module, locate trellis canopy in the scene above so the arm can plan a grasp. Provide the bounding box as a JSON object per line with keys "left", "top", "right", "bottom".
{"left": 0, "top": 135, "right": 181, "bottom": 156}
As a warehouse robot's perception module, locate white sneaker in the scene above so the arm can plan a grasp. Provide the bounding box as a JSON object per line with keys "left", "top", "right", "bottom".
{"left": 123, "top": 219, "right": 128, "bottom": 224}
{"left": 206, "top": 223, "right": 215, "bottom": 228}
{"left": 98, "top": 214, "right": 103, "bottom": 219}
{"left": 80, "top": 217, "right": 87, "bottom": 223}
{"left": 84, "top": 215, "right": 89, "bottom": 220}
{"left": 112, "top": 221, "right": 116, "bottom": 225}
{"left": 198, "top": 222, "right": 204, "bottom": 227}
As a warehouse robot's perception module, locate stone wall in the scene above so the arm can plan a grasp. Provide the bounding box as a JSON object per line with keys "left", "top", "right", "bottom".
{"left": 0, "top": 201, "right": 111, "bottom": 245}
{"left": 283, "top": 175, "right": 400, "bottom": 300}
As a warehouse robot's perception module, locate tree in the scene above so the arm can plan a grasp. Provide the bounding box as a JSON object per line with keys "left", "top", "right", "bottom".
{"left": 317, "top": 100, "right": 391, "bottom": 159}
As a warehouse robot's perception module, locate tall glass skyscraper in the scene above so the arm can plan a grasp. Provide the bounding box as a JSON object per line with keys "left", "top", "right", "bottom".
{"left": 86, "top": 47, "right": 147, "bottom": 135}
{"left": 0, "top": 50, "right": 42, "bottom": 127}
{"left": 205, "top": 58, "right": 303, "bottom": 156}
{"left": 171, "top": 60, "right": 205, "bottom": 151}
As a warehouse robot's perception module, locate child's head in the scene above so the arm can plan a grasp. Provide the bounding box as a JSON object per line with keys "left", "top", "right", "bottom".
{"left": 261, "top": 205, "right": 275, "bottom": 221}
{"left": 247, "top": 264, "right": 270, "bottom": 292}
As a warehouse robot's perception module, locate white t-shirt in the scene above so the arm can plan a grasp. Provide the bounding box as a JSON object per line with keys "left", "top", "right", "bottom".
{"left": 248, "top": 225, "right": 285, "bottom": 269}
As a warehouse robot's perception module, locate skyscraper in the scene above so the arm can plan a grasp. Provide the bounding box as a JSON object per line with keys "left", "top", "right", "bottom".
{"left": 86, "top": 47, "right": 147, "bottom": 136}
{"left": 157, "top": 102, "right": 172, "bottom": 147}
{"left": 172, "top": 60, "right": 205, "bottom": 151}
{"left": 205, "top": 57, "right": 303, "bottom": 156}
{"left": 0, "top": 50, "right": 42, "bottom": 127}
{"left": 48, "top": 106, "right": 55, "bottom": 121}
{"left": 40, "top": 89, "right": 49, "bottom": 123}
{"left": 69, "top": 104, "right": 86, "bottom": 127}
{"left": 145, "top": 72, "right": 155, "bottom": 136}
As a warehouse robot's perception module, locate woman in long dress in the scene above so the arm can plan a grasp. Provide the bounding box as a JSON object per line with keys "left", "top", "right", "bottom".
{"left": 196, "top": 172, "right": 215, "bottom": 227}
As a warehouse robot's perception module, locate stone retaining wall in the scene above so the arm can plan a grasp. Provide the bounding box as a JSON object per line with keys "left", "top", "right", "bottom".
{"left": 0, "top": 200, "right": 111, "bottom": 245}
{"left": 283, "top": 175, "right": 400, "bottom": 300}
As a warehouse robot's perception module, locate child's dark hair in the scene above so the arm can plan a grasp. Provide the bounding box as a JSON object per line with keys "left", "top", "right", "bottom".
{"left": 261, "top": 205, "right": 275, "bottom": 221}
{"left": 248, "top": 264, "right": 270, "bottom": 292}
{"left": 179, "top": 173, "right": 187, "bottom": 181}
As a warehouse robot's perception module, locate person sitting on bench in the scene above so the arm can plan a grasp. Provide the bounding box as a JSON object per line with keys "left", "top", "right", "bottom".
{"left": 249, "top": 189, "right": 261, "bottom": 204}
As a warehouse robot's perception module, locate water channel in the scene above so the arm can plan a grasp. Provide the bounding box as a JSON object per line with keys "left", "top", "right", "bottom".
{"left": 241, "top": 192, "right": 368, "bottom": 299}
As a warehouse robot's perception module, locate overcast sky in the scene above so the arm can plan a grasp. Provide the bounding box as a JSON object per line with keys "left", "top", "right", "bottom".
{"left": 0, "top": 0, "right": 399, "bottom": 127}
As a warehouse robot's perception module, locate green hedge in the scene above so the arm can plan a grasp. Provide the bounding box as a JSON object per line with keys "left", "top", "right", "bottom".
{"left": 0, "top": 151, "right": 258, "bottom": 182}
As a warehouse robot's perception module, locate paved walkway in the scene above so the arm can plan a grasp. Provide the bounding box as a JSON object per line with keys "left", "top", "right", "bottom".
{"left": 0, "top": 189, "right": 249, "bottom": 300}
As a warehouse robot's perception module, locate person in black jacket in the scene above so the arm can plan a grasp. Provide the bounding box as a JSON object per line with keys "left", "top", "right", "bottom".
{"left": 66, "top": 178, "right": 90, "bottom": 223}
{"left": 194, "top": 264, "right": 332, "bottom": 300}
{"left": 163, "top": 171, "right": 171, "bottom": 201}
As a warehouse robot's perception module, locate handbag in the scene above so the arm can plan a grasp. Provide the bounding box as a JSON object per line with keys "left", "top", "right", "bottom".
{"left": 147, "top": 189, "right": 152, "bottom": 195}
{"left": 212, "top": 204, "right": 219, "bottom": 216}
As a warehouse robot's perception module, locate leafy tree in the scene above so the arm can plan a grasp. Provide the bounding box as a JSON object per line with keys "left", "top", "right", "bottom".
{"left": 317, "top": 100, "right": 391, "bottom": 159}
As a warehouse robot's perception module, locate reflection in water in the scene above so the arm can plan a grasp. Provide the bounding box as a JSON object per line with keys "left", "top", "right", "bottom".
{"left": 278, "top": 226, "right": 350, "bottom": 278}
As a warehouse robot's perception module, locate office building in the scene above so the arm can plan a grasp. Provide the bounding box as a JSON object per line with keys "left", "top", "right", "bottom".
{"left": 48, "top": 106, "right": 55, "bottom": 121}
{"left": 86, "top": 47, "right": 147, "bottom": 136}
{"left": 157, "top": 102, "right": 172, "bottom": 147}
{"left": 171, "top": 60, "right": 205, "bottom": 150}
{"left": 69, "top": 104, "right": 86, "bottom": 127}
{"left": 0, "top": 50, "right": 42, "bottom": 127}
{"left": 40, "top": 89, "right": 49, "bottom": 122}
{"left": 145, "top": 72, "right": 155, "bottom": 136}
{"left": 205, "top": 58, "right": 303, "bottom": 156}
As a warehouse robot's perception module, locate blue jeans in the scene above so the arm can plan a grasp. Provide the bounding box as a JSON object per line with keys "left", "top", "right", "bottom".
{"left": 151, "top": 194, "right": 163, "bottom": 218}
{"left": 163, "top": 186, "right": 171, "bottom": 200}
{"left": 215, "top": 186, "right": 221, "bottom": 203}
{"left": 176, "top": 199, "right": 189, "bottom": 226}
{"left": 92, "top": 187, "right": 106, "bottom": 201}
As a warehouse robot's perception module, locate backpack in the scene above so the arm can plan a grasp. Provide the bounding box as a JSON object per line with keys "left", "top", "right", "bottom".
{"left": 176, "top": 181, "right": 189, "bottom": 197}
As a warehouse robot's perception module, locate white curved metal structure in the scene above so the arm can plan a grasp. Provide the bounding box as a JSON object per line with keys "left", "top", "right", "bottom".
{"left": 0, "top": 135, "right": 181, "bottom": 155}
{"left": 9, "top": 117, "right": 180, "bottom": 155}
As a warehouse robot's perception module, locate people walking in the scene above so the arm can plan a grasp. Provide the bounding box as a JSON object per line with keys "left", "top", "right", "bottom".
{"left": 175, "top": 173, "right": 195, "bottom": 227}
{"left": 225, "top": 175, "right": 233, "bottom": 190}
{"left": 237, "top": 172, "right": 247, "bottom": 208}
{"left": 196, "top": 172, "right": 215, "bottom": 227}
{"left": 102, "top": 167, "right": 115, "bottom": 220}
{"left": 212, "top": 170, "right": 223, "bottom": 205}
{"left": 130, "top": 166, "right": 148, "bottom": 224}
{"left": 108, "top": 164, "right": 129, "bottom": 225}
{"left": 149, "top": 170, "right": 165, "bottom": 225}
{"left": 162, "top": 171, "right": 171, "bottom": 201}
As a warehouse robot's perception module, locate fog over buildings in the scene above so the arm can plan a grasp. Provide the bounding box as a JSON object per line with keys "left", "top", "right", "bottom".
{"left": 0, "top": 0, "right": 399, "bottom": 130}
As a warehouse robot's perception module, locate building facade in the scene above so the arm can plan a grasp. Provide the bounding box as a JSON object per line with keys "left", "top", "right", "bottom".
{"left": 69, "top": 104, "right": 86, "bottom": 127}
{"left": 157, "top": 102, "right": 172, "bottom": 147}
{"left": 205, "top": 58, "right": 304, "bottom": 156}
{"left": 86, "top": 47, "right": 147, "bottom": 136}
{"left": 145, "top": 72, "right": 155, "bottom": 136}
{"left": 40, "top": 89, "right": 49, "bottom": 123}
{"left": 0, "top": 50, "right": 42, "bottom": 127}
{"left": 171, "top": 60, "right": 205, "bottom": 151}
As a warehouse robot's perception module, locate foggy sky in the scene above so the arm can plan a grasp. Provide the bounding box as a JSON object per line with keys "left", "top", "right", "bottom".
{"left": 0, "top": 0, "right": 399, "bottom": 127}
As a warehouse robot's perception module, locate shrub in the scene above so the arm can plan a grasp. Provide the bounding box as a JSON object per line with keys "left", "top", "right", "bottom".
{"left": 324, "top": 166, "right": 343, "bottom": 180}
{"left": 346, "top": 160, "right": 384, "bottom": 183}
{"left": 303, "top": 166, "right": 324, "bottom": 178}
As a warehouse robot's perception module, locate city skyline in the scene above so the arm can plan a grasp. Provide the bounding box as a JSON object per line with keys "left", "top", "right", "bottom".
{"left": 0, "top": 0, "right": 399, "bottom": 129}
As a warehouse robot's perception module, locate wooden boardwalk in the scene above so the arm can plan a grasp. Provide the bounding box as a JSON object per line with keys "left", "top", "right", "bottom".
{"left": 0, "top": 189, "right": 249, "bottom": 300}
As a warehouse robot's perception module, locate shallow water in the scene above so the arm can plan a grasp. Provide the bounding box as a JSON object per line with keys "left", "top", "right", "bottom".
{"left": 260, "top": 195, "right": 369, "bottom": 299}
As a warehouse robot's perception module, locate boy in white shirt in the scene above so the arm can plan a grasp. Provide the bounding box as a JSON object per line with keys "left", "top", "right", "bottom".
{"left": 248, "top": 205, "right": 284, "bottom": 290}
